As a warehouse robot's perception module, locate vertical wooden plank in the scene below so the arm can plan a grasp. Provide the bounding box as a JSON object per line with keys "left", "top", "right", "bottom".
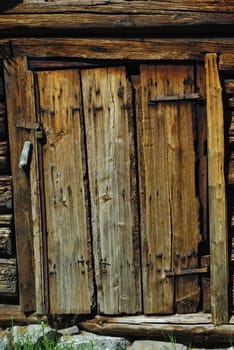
{"left": 196, "top": 64, "right": 208, "bottom": 242}
{"left": 139, "top": 65, "right": 201, "bottom": 314}
{"left": 139, "top": 65, "right": 173, "bottom": 314}
{"left": 36, "top": 69, "right": 92, "bottom": 314}
{"left": 3, "top": 57, "right": 36, "bottom": 311}
{"left": 81, "top": 67, "right": 141, "bottom": 315}
{"left": 205, "top": 53, "right": 229, "bottom": 324}
{"left": 173, "top": 100, "right": 201, "bottom": 313}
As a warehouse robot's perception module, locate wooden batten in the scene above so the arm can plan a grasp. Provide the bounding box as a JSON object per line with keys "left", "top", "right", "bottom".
{"left": 205, "top": 53, "right": 229, "bottom": 324}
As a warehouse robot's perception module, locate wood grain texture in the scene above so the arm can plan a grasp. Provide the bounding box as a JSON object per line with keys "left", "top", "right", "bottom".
{"left": 17, "top": 0, "right": 234, "bottom": 12}
{"left": 0, "top": 258, "right": 17, "bottom": 296}
{"left": 1, "top": 38, "right": 233, "bottom": 64}
{"left": 0, "top": 12, "right": 233, "bottom": 37}
{"left": 0, "top": 227, "right": 14, "bottom": 256}
{"left": 81, "top": 66, "right": 141, "bottom": 315}
{"left": 36, "top": 69, "right": 92, "bottom": 314}
{"left": 78, "top": 314, "right": 234, "bottom": 346}
{"left": 139, "top": 64, "right": 201, "bottom": 314}
{"left": 196, "top": 64, "right": 208, "bottom": 241}
{"left": 3, "top": 57, "right": 35, "bottom": 311}
{"left": 205, "top": 53, "right": 229, "bottom": 325}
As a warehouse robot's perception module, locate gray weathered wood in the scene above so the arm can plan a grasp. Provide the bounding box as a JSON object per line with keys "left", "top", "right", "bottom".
{"left": 205, "top": 53, "right": 229, "bottom": 325}
{"left": 4, "top": 56, "right": 36, "bottom": 311}
{"left": 0, "top": 176, "right": 12, "bottom": 213}
{"left": 82, "top": 66, "right": 141, "bottom": 315}
{"left": 0, "top": 214, "right": 13, "bottom": 226}
{"left": 36, "top": 69, "right": 93, "bottom": 314}
{"left": 139, "top": 64, "right": 201, "bottom": 314}
{"left": 0, "top": 227, "right": 14, "bottom": 256}
{"left": 0, "top": 258, "right": 17, "bottom": 296}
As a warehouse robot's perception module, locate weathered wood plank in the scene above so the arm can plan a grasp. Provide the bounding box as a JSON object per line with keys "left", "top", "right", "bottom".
{"left": 0, "top": 258, "right": 17, "bottom": 296}
{"left": 139, "top": 65, "right": 173, "bottom": 314}
{"left": 4, "top": 57, "right": 35, "bottom": 311}
{"left": 36, "top": 69, "right": 92, "bottom": 314}
{"left": 196, "top": 64, "right": 208, "bottom": 241}
{"left": 0, "top": 176, "right": 12, "bottom": 213}
{"left": 0, "top": 11, "right": 233, "bottom": 36}
{"left": 205, "top": 53, "right": 229, "bottom": 325}
{"left": 82, "top": 66, "right": 141, "bottom": 314}
{"left": 0, "top": 141, "right": 9, "bottom": 174}
{"left": 1, "top": 38, "right": 233, "bottom": 63}
{"left": 139, "top": 64, "right": 201, "bottom": 314}
{"left": 0, "top": 227, "right": 14, "bottom": 256}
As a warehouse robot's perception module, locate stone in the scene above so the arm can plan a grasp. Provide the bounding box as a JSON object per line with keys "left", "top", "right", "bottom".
{"left": 58, "top": 325, "right": 79, "bottom": 336}
{"left": 11, "top": 323, "right": 59, "bottom": 348}
{"left": 127, "top": 340, "right": 187, "bottom": 350}
{"left": 57, "top": 331, "right": 130, "bottom": 350}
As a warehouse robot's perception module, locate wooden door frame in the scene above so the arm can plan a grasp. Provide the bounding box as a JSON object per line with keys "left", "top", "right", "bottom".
{"left": 2, "top": 46, "right": 231, "bottom": 323}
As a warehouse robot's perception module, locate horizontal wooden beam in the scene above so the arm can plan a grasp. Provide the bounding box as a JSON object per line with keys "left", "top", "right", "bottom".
{"left": 78, "top": 314, "right": 234, "bottom": 347}
{"left": 0, "top": 38, "right": 233, "bottom": 70}
{"left": 5, "top": 0, "right": 234, "bottom": 13}
{"left": 0, "top": 12, "right": 233, "bottom": 36}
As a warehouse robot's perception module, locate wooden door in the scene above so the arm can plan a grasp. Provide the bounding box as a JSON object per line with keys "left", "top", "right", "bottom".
{"left": 5, "top": 57, "right": 206, "bottom": 315}
{"left": 138, "top": 64, "right": 202, "bottom": 314}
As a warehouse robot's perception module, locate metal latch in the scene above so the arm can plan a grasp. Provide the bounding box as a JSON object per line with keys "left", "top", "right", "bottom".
{"left": 15, "top": 119, "right": 44, "bottom": 140}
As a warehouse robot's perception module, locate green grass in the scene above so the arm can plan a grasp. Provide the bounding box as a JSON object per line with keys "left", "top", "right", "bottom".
{"left": 6, "top": 322, "right": 94, "bottom": 350}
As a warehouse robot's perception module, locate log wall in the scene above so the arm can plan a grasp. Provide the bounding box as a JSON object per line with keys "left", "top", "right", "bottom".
{"left": 0, "top": 62, "right": 18, "bottom": 301}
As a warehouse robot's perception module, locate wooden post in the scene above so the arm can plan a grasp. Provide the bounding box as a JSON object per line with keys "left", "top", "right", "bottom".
{"left": 205, "top": 53, "right": 229, "bottom": 324}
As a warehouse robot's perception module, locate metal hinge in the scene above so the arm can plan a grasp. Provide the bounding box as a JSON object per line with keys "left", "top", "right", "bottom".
{"left": 149, "top": 92, "right": 205, "bottom": 105}
{"left": 15, "top": 119, "right": 44, "bottom": 140}
{"left": 166, "top": 266, "right": 209, "bottom": 277}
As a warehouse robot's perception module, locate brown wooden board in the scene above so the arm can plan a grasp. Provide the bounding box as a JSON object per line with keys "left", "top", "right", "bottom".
{"left": 205, "top": 53, "right": 229, "bottom": 325}
{"left": 81, "top": 67, "right": 141, "bottom": 315}
{"left": 36, "top": 69, "right": 93, "bottom": 314}
{"left": 139, "top": 65, "right": 201, "bottom": 314}
{"left": 3, "top": 57, "right": 36, "bottom": 312}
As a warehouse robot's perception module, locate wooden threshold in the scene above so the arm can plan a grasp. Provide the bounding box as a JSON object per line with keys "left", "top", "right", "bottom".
{"left": 78, "top": 314, "right": 234, "bottom": 346}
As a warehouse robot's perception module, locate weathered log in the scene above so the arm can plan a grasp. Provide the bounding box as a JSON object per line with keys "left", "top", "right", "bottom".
{"left": 229, "top": 113, "right": 234, "bottom": 146}
{"left": 0, "top": 176, "right": 12, "bottom": 212}
{"left": 0, "top": 214, "right": 12, "bottom": 226}
{"left": 0, "top": 258, "right": 17, "bottom": 296}
{"left": 78, "top": 314, "right": 234, "bottom": 347}
{"left": 224, "top": 80, "right": 234, "bottom": 94}
{"left": 0, "top": 227, "right": 14, "bottom": 256}
{"left": 228, "top": 150, "right": 234, "bottom": 185}
{"left": 0, "top": 103, "right": 6, "bottom": 137}
{"left": 0, "top": 141, "right": 9, "bottom": 174}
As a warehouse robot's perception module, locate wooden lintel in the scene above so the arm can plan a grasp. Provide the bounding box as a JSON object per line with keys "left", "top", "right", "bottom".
{"left": 0, "top": 39, "right": 232, "bottom": 71}
{"left": 205, "top": 53, "right": 229, "bottom": 325}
